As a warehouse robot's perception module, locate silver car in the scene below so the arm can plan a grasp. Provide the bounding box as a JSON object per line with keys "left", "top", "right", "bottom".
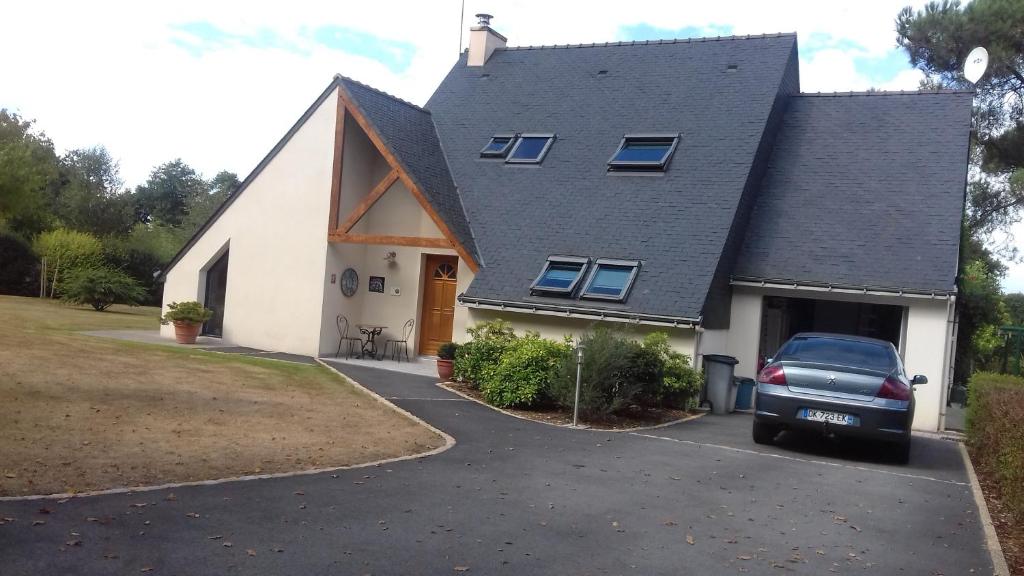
{"left": 752, "top": 332, "right": 927, "bottom": 463}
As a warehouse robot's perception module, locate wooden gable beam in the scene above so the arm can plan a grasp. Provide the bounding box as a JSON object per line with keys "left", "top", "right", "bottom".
{"left": 336, "top": 89, "right": 479, "bottom": 273}
{"left": 335, "top": 169, "right": 400, "bottom": 233}
{"left": 327, "top": 92, "right": 346, "bottom": 233}
{"left": 328, "top": 233, "right": 452, "bottom": 249}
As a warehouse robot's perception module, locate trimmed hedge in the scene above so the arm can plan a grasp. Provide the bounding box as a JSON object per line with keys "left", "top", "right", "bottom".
{"left": 966, "top": 372, "right": 1024, "bottom": 523}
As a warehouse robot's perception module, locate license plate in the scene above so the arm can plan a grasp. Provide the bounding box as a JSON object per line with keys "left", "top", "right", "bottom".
{"left": 799, "top": 408, "right": 855, "bottom": 426}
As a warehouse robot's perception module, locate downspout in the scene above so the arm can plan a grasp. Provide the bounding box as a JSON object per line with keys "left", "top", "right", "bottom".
{"left": 693, "top": 325, "right": 705, "bottom": 372}
{"left": 939, "top": 296, "right": 958, "bottom": 431}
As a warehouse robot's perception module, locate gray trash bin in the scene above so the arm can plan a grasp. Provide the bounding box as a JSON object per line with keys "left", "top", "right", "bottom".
{"left": 704, "top": 354, "right": 739, "bottom": 415}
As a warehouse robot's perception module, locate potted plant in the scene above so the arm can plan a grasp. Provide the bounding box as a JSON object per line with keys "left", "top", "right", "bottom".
{"left": 160, "top": 301, "right": 214, "bottom": 344}
{"left": 436, "top": 342, "right": 458, "bottom": 380}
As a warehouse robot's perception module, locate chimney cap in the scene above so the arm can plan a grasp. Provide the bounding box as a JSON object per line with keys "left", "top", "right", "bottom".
{"left": 475, "top": 13, "right": 493, "bottom": 26}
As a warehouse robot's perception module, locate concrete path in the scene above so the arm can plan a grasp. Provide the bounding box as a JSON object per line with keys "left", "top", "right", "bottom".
{"left": 82, "top": 330, "right": 319, "bottom": 365}
{"left": 0, "top": 364, "right": 993, "bottom": 575}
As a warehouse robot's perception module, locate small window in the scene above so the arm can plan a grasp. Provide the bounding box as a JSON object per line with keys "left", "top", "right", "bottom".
{"left": 531, "top": 256, "right": 589, "bottom": 295}
{"left": 480, "top": 134, "right": 516, "bottom": 158}
{"left": 581, "top": 259, "right": 640, "bottom": 301}
{"left": 607, "top": 134, "right": 679, "bottom": 171}
{"left": 506, "top": 134, "right": 555, "bottom": 164}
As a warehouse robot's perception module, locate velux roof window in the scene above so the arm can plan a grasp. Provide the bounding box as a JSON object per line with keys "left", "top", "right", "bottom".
{"left": 607, "top": 134, "right": 680, "bottom": 171}
{"left": 506, "top": 134, "right": 555, "bottom": 164}
{"left": 581, "top": 259, "right": 640, "bottom": 302}
{"left": 531, "top": 256, "right": 589, "bottom": 295}
{"left": 480, "top": 134, "right": 516, "bottom": 158}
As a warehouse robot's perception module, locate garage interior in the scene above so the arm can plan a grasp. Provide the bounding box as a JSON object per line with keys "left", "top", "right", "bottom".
{"left": 758, "top": 296, "right": 906, "bottom": 362}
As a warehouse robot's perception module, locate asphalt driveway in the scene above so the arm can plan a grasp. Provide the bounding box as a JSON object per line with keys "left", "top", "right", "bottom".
{"left": 0, "top": 364, "right": 993, "bottom": 575}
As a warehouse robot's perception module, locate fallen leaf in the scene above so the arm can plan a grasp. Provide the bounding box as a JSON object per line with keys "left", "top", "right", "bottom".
{"left": 207, "top": 535, "right": 223, "bottom": 540}
{"left": 66, "top": 539, "right": 82, "bottom": 547}
{"left": 163, "top": 493, "right": 177, "bottom": 502}
{"left": 738, "top": 555, "right": 752, "bottom": 560}
{"left": 140, "top": 568, "right": 153, "bottom": 573}
{"left": 38, "top": 507, "right": 52, "bottom": 514}
{"left": 223, "top": 542, "right": 233, "bottom": 548}
{"left": 185, "top": 512, "right": 200, "bottom": 518}
{"left": 454, "top": 567, "right": 469, "bottom": 572}
{"left": 686, "top": 533, "right": 695, "bottom": 545}
{"left": 246, "top": 549, "right": 256, "bottom": 557}
{"left": 293, "top": 491, "right": 304, "bottom": 496}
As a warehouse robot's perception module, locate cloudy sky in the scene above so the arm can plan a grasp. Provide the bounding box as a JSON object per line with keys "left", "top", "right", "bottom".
{"left": 2, "top": 0, "right": 1021, "bottom": 291}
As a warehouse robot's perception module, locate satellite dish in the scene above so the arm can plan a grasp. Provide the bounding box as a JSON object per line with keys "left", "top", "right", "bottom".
{"left": 964, "top": 46, "right": 989, "bottom": 84}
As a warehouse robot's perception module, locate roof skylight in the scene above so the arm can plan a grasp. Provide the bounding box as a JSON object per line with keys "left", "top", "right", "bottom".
{"left": 608, "top": 134, "right": 679, "bottom": 171}
{"left": 480, "top": 134, "right": 516, "bottom": 158}
{"left": 531, "top": 256, "right": 589, "bottom": 295}
{"left": 506, "top": 134, "right": 555, "bottom": 164}
{"left": 581, "top": 259, "right": 640, "bottom": 302}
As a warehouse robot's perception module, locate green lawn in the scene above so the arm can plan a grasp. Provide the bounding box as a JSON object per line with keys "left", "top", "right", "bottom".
{"left": 0, "top": 296, "right": 442, "bottom": 496}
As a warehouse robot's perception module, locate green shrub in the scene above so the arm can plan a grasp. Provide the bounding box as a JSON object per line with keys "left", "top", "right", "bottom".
{"left": 481, "top": 335, "right": 571, "bottom": 408}
{"left": 33, "top": 228, "right": 103, "bottom": 295}
{"left": 160, "top": 301, "right": 213, "bottom": 325}
{"left": 0, "top": 229, "right": 38, "bottom": 296}
{"left": 453, "top": 319, "right": 517, "bottom": 387}
{"left": 550, "top": 327, "right": 646, "bottom": 418}
{"left": 33, "top": 228, "right": 103, "bottom": 271}
{"left": 437, "top": 342, "right": 459, "bottom": 360}
{"left": 642, "top": 332, "right": 703, "bottom": 409}
{"left": 967, "top": 372, "right": 1024, "bottom": 523}
{"left": 61, "top": 266, "right": 146, "bottom": 311}
{"left": 102, "top": 235, "right": 167, "bottom": 305}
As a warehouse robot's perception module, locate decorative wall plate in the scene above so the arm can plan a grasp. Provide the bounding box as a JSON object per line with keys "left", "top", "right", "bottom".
{"left": 340, "top": 268, "right": 358, "bottom": 297}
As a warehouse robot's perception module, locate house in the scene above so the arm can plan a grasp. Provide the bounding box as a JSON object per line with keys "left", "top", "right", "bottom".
{"left": 159, "top": 16, "right": 972, "bottom": 432}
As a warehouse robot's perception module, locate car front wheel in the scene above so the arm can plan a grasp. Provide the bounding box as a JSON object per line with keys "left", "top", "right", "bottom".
{"left": 752, "top": 421, "right": 779, "bottom": 445}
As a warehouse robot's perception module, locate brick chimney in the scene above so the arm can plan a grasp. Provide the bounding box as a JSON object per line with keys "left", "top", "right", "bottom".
{"left": 467, "top": 13, "right": 506, "bottom": 66}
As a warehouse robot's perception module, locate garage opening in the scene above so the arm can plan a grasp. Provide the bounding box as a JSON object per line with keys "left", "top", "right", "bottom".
{"left": 759, "top": 296, "right": 904, "bottom": 363}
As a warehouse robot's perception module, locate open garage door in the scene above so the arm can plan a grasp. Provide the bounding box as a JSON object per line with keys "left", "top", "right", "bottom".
{"left": 759, "top": 296, "right": 905, "bottom": 363}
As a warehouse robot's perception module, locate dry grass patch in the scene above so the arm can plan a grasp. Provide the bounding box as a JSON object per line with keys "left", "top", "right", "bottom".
{"left": 0, "top": 296, "right": 443, "bottom": 497}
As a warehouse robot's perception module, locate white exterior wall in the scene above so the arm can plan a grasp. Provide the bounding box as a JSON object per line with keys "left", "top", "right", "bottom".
{"left": 464, "top": 307, "right": 698, "bottom": 359}
{"left": 720, "top": 285, "right": 954, "bottom": 431}
{"left": 724, "top": 290, "right": 765, "bottom": 380}
{"left": 902, "top": 299, "right": 954, "bottom": 432}
{"left": 160, "top": 88, "right": 339, "bottom": 356}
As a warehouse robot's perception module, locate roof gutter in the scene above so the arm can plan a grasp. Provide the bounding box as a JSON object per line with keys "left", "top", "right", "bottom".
{"left": 730, "top": 276, "right": 955, "bottom": 300}
{"left": 458, "top": 295, "right": 700, "bottom": 328}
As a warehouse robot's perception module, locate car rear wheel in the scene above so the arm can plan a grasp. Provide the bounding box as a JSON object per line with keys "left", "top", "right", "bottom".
{"left": 893, "top": 439, "right": 911, "bottom": 464}
{"left": 752, "top": 421, "right": 779, "bottom": 445}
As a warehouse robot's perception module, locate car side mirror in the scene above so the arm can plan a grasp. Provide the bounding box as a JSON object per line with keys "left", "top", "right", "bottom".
{"left": 911, "top": 375, "right": 928, "bottom": 385}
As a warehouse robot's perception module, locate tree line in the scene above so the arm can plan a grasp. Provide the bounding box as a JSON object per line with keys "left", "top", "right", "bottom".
{"left": 0, "top": 109, "right": 239, "bottom": 308}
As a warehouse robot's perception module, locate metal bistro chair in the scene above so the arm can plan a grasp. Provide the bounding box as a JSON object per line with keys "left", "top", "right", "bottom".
{"left": 336, "top": 315, "right": 362, "bottom": 359}
{"left": 383, "top": 319, "right": 415, "bottom": 362}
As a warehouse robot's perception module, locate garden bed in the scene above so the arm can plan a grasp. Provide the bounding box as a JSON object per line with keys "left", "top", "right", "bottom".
{"left": 443, "top": 381, "right": 699, "bottom": 430}
{"left": 972, "top": 459, "right": 1024, "bottom": 576}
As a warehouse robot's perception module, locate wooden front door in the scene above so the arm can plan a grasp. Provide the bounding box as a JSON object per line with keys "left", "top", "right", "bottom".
{"left": 420, "top": 255, "right": 459, "bottom": 356}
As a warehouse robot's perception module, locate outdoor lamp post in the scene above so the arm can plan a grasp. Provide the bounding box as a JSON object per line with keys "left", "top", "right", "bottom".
{"left": 573, "top": 338, "right": 584, "bottom": 427}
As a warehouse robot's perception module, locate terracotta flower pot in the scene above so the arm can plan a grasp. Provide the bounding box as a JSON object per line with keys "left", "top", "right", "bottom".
{"left": 173, "top": 321, "right": 203, "bottom": 344}
{"left": 436, "top": 358, "right": 454, "bottom": 380}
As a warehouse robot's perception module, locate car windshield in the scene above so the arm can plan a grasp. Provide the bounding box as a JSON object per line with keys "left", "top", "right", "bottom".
{"left": 775, "top": 337, "right": 895, "bottom": 372}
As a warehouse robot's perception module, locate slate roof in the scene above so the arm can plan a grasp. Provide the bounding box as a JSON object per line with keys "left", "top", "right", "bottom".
{"left": 337, "top": 77, "right": 479, "bottom": 263}
{"left": 733, "top": 91, "right": 973, "bottom": 294}
{"left": 426, "top": 34, "right": 800, "bottom": 322}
